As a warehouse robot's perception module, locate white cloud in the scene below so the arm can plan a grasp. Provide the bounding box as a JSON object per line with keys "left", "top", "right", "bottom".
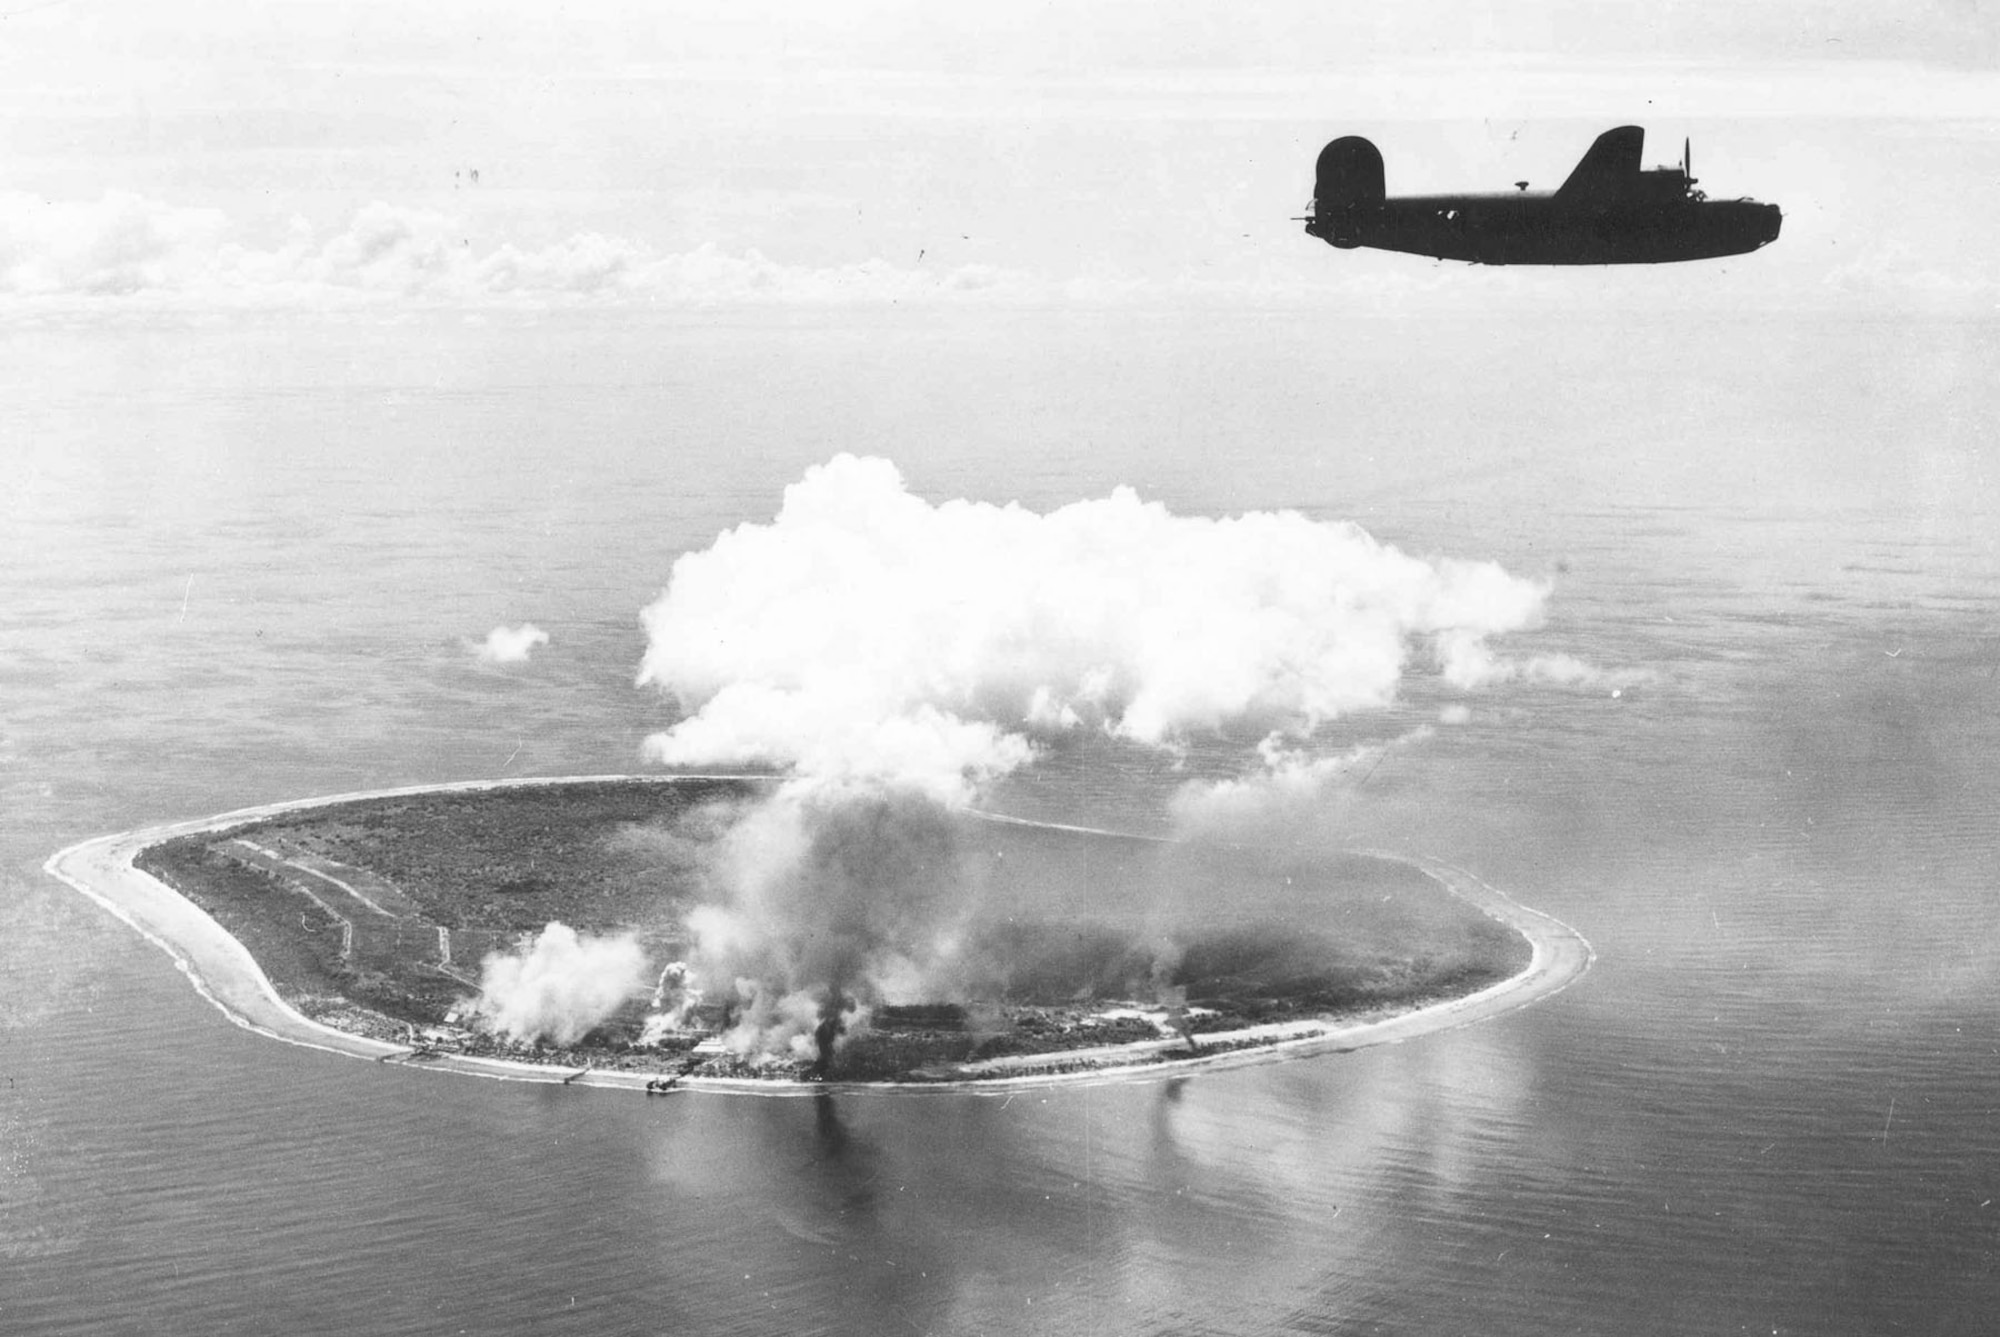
{"left": 0, "top": 192, "right": 1019, "bottom": 309}
{"left": 476, "top": 623, "right": 550, "bottom": 664}
{"left": 0, "top": 192, "right": 232, "bottom": 297}
{"left": 636, "top": 454, "right": 1549, "bottom": 801}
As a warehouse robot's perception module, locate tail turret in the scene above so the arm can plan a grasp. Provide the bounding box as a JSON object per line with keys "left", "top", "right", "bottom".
{"left": 1309, "top": 136, "right": 1385, "bottom": 247}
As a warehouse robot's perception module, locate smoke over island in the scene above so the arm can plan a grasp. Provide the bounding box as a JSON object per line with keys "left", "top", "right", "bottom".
{"left": 470, "top": 922, "right": 647, "bottom": 1045}
{"left": 635, "top": 454, "right": 1548, "bottom": 792}
{"left": 459, "top": 453, "right": 1548, "bottom": 1064}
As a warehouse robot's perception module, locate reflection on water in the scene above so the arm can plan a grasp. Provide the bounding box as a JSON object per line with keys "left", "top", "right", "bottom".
{"left": 4, "top": 311, "right": 1997, "bottom": 1334}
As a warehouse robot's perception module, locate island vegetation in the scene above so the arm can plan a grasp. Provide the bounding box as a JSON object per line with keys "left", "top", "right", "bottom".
{"left": 133, "top": 778, "right": 1530, "bottom": 1084}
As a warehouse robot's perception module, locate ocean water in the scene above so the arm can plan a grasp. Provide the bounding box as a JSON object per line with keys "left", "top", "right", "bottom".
{"left": 4, "top": 305, "right": 1996, "bottom": 1334}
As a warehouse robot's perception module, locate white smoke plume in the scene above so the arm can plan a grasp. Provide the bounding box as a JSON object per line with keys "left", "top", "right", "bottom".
{"left": 687, "top": 783, "right": 968, "bottom": 1060}
{"left": 471, "top": 922, "right": 649, "bottom": 1046}
{"left": 635, "top": 456, "right": 1564, "bottom": 1060}
{"left": 475, "top": 623, "right": 550, "bottom": 665}
{"left": 1170, "top": 729, "right": 1433, "bottom": 836}
{"left": 637, "top": 961, "right": 704, "bottom": 1047}
{"left": 1435, "top": 637, "right": 1650, "bottom": 693}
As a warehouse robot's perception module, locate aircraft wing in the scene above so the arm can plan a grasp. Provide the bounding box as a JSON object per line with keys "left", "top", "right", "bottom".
{"left": 1553, "top": 126, "right": 1646, "bottom": 206}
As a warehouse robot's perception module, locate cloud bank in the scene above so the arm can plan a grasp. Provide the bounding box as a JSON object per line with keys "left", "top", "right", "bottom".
{"left": 0, "top": 192, "right": 1009, "bottom": 308}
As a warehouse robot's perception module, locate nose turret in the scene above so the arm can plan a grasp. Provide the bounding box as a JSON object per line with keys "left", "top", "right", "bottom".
{"left": 1757, "top": 203, "right": 1783, "bottom": 247}
{"left": 1713, "top": 199, "right": 1784, "bottom": 256}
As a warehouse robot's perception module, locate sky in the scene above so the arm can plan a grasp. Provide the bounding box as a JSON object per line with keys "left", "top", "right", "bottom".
{"left": 1, "top": 1, "right": 1996, "bottom": 311}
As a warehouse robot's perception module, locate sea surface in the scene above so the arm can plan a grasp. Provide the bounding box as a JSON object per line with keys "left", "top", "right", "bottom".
{"left": 4, "top": 305, "right": 1996, "bottom": 1334}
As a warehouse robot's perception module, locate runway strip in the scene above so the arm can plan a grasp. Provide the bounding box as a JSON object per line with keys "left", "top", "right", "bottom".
{"left": 44, "top": 777, "right": 1593, "bottom": 1096}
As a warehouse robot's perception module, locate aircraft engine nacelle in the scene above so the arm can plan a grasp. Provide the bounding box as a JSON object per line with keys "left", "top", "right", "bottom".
{"left": 1313, "top": 136, "right": 1385, "bottom": 247}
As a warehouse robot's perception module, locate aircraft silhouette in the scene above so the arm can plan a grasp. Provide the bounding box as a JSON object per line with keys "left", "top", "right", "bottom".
{"left": 1303, "top": 126, "right": 1781, "bottom": 265}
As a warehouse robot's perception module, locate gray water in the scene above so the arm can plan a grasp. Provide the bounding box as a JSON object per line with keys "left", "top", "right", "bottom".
{"left": 4, "top": 307, "right": 1996, "bottom": 1334}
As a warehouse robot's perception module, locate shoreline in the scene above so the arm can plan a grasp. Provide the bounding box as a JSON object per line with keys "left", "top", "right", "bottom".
{"left": 43, "top": 774, "right": 1594, "bottom": 1096}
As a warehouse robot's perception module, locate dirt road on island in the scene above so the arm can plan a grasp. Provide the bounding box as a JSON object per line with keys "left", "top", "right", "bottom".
{"left": 44, "top": 779, "right": 1594, "bottom": 1095}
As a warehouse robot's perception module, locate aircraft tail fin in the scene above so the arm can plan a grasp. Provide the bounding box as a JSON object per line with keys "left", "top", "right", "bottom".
{"left": 1311, "top": 137, "right": 1385, "bottom": 247}
{"left": 1554, "top": 126, "right": 1645, "bottom": 205}
{"left": 1314, "top": 137, "right": 1385, "bottom": 213}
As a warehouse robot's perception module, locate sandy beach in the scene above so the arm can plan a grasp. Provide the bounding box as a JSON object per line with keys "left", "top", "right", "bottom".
{"left": 44, "top": 777, "right": 1594, "bottom": 1096}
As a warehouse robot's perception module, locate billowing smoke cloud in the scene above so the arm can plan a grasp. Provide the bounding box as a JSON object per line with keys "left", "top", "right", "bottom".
{"left": 636, "top": 456, "right": 1567, "bottom": 1059}
{"left": 471, "top": 922, "right": 648, "bottom": 1045}
{"left": 475, "top": 623, "right": 550, "bottom": 665}
{"left": 639, "top": 454, "right": 1548, "bottom": 798}
{"left": 686, "top": 784, "right": 975, "bottom": 1058}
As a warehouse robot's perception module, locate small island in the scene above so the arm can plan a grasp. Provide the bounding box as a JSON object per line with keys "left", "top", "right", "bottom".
{"left": 52, "top": 777, "right": 1591, "bottom": 1091}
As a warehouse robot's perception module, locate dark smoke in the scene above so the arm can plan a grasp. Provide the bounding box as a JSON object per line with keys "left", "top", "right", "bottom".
{"left": 807, "top": 995, "right": 848, "bottom": 1081}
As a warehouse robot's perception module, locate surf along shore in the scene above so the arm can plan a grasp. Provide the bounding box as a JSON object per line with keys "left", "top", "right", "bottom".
{"left": 43, "top": 775, "right": 1594, "bottom": 1096}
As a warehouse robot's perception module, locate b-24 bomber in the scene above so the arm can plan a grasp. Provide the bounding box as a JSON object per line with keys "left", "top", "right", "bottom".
{"left": 1304, "top": 126, "right": 1781, "bottom": 265}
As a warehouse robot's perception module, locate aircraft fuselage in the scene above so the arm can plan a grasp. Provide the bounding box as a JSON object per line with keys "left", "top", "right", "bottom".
{"left": 1307, "top": 191, "right": 1782, "bottom": 265}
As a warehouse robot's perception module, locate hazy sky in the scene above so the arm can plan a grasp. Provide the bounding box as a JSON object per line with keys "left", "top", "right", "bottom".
{"left": 2, "top": 1, "right": 1995, "bottom": 310}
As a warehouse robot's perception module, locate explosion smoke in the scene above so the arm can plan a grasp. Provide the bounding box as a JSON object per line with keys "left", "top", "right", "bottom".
{"left": 471, "top": 922, "right": 648, "bottom": 1046}
{"left": 636, "top": 455, "right": 1567, "bottom": 1064}
{"left": 687, "top": 783, "right": 965, "bottom": 1059}
{"left": 636, "top": 961, "right": 703, "bottom": 1047}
